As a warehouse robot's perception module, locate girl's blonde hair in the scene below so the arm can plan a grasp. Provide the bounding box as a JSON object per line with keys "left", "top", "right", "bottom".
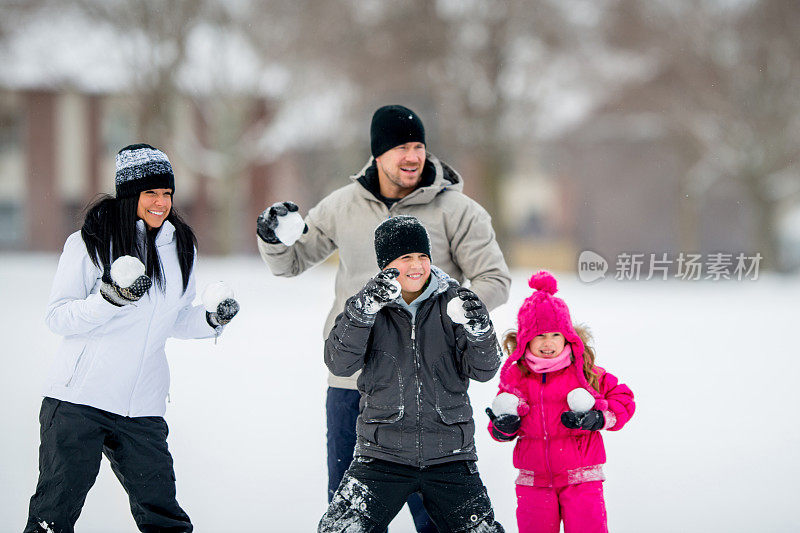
{"left": 502, "top": 324, "right": 600, "bottom": 391}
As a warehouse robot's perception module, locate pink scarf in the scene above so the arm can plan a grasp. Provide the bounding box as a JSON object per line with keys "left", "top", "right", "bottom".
{"left": 524, "top": 344, "right": 572, "bottom": 373}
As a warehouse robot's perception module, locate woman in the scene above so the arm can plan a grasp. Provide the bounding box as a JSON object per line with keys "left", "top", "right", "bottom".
{"left": 24, "top": 144, "right": 238, "bottom": 533}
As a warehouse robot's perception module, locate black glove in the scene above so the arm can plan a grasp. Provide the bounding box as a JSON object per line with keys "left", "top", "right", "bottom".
{"left": 348, "top": 268, "right": 401, "bottom": 324}
{"left": 206, "top": 298, "right": 240, "bottom": 327}
{"left": 256, "top": 201, "right": 308, "bottom": 244}
{"left": 100, "top": 268, "right": 152, "bottom": 307}
{"left": 456, "top": 288, "right": 491, "bottom": 338}
{"left": 361, "top": 268, "right": 401, "bottom": 314}
{"left": 486, "top": 407, "right": 521, "bottom": 441}
{"left": 560, "top": 410, "right": 605, "bottom": 431}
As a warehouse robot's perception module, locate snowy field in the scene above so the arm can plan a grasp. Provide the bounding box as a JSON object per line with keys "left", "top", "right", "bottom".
{"left": 2, "top": 254, "right": 799, "bottom": 532}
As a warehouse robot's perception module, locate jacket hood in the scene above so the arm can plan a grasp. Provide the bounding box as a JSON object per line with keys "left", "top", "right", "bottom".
{"left": 350, "top": 153, "right": 464, "bottom": 206}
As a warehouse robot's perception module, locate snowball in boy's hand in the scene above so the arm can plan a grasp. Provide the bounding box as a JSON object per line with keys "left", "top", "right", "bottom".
{"left": 567, "top": 388, "right": 595, "bottom": 413}
{"left": 386, "top": 277, "right": 402, "bottom": 300}
{"left": 110, "top": 256, "right": 146, "bottom": 288}
{"left": 492, "top": 392, "right": 521, "bottom": 417}
{"left": 274, "top": 211, "right": 305, "bottom": 246}
{"left": 202, "top": 281, "right": 235, "bottom": 312}
{"left": 447, "top": 297, "right": 468, "bottom": 324}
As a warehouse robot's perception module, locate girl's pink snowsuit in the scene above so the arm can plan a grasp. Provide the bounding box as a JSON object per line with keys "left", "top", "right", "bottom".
{"left": 491, "top": 357, "right": 634, "bottom": 533}
{"left": 488, "top": 271, "right": 635, "bottom": 532}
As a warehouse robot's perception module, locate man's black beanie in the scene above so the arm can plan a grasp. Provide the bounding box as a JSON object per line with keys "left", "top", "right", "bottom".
{"left": 370, "top": 105, "right": 426, "bottom": 158}
{"left": 374, "top": 215, "right": 431, "bottom": 269}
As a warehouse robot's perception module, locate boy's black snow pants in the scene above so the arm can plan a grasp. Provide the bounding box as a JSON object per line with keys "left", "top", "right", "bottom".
{"left": 23, "top": 397, "right": 192, "bottom": 533}
{"left": 319, "top": 456, "right": 505, "bottom": 533}
{"left": 326, "top": 387, "right": 437, "bottom": 532}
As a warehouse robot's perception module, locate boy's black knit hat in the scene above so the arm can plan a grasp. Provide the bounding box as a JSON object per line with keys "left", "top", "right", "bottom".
{"left": 115, "top": 143, "right": 175, "bottom": 198}
{"left": 370, "top": 105, "right": 426, "bottom": 158}
{"left": 374, "top": 215, "right": 431, "bottom": 269}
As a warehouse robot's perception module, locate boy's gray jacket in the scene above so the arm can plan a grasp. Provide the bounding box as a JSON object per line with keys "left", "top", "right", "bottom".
{"left": 324, "top": 267, "right": 502, "bottom": 467}
{"left": 257, "top": 154, "right": 511, "bottom": 389}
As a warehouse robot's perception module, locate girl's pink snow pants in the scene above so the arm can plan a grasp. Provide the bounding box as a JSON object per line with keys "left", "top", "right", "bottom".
{"left": 515, "top": 481, "right": 608, "bottom": 533}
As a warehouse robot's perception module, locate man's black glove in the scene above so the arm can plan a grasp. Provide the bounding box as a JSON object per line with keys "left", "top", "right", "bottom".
{"left": 206, "top": 298, "right": 240, "bottom": 327}
{"left": 486, "top": 407, "right": 521, "bottom": 441}
{"left": 560, "top": 410, "right": 605, "bottom": 431}
{"left": 256, "top": 201, "right": 308, "bottom": 244}
{"left": 456, "top": 288, "right": 491, "bottom": 338}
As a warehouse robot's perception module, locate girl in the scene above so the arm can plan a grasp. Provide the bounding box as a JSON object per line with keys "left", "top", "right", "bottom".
{"left": 24, "top": 144, "right": 239, "bottom": 533}
{"left": 486, "top": 271, "right": 634, "bottom": 533}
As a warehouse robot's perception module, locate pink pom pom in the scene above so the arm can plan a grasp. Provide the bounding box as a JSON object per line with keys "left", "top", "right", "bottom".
{"left": 528, "top": 271, "right": 558, "bottom": 295}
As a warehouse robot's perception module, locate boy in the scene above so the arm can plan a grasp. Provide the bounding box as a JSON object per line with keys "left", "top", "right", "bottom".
{"left": 320, "top": 215, "right": 505, "bottom": 533}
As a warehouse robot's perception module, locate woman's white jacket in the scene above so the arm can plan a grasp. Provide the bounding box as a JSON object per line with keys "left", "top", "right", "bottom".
{"left": 42, "top": 220, "right": 217, "bottom": 417}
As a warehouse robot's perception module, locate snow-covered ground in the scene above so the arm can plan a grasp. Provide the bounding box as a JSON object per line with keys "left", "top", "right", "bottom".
{"left": 2, "top": 254, "right": 798, "bottom": 532}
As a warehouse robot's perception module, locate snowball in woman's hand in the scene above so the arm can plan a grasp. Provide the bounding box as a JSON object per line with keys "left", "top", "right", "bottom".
{"left": 110, "top": 255, "right": 145, "bottom": 288}
{"left": 447, "top": 296, "right": 468, "bottom": 324}
{"left": 202, "top": 281, "right": 235, "bottom": 312}
{"left": 275, "top": 211, "right": 305, "bottom": 246}
{"left": 567, "top": 388, "right": 596, "bottom": 413}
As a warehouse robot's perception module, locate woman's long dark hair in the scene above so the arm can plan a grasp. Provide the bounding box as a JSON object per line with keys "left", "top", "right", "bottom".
{"left": 80, "top": 194, "right": 197, "bottom": 293}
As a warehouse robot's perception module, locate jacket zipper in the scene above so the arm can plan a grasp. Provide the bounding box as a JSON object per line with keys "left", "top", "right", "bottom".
{"left": 127, "top": 297, "right": 156, "bottom": 416}
{"left": 539, "top": 372, "right": 554, "bottom": 487}
{"left": 412, "top": 320, "right": 423, "bottom": 468}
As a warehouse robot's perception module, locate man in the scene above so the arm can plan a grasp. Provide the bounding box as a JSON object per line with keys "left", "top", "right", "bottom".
{"left": 256, "top": 105, "right": 510, "bottom": 532}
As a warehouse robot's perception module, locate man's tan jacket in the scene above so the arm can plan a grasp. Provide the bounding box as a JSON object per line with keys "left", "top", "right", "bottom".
{"left": 258, "top": 153, "right": 511, "bottom": 389}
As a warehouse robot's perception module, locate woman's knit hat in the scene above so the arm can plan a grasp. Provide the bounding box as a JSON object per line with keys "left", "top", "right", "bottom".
{"left": 509, "top": 271, "right": 584, "bottom": 364}
{"left": 115, "top": 143, "right": 175, "bottom": 198}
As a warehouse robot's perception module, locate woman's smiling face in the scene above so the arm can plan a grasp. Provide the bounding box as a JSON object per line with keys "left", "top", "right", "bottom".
{"left": 137, "top": 189, "right": 172, "bottom": 229}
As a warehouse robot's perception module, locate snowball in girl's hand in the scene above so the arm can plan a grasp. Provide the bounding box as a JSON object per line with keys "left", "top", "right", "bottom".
{"left": 567, "top": 388, "right": 596, "bottom": 413}
{"left": 202, "top": 282, "right": 235, "bottom": 312}
{"left": 447, "top": 297, "right": 468, "bottom": 324}
{"left": 275, "top": 211, "right": 305, "bottom": 246}
{"left": 492, "top": 392, "right": 521, "bottom": 417}
{"left": 110, "top": 255, "right": 145, "bottom": 288}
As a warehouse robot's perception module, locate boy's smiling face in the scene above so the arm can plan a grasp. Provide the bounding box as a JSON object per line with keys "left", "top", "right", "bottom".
{"left": 384, "top": 252, "right": 431, "bottom": 303}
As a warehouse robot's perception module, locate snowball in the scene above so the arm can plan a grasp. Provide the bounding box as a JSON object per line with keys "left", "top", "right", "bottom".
{"left": 275, "top": 211, "right": 305, "bottom": 246}
{"left": 202, "top": 281, "right": 235, "bottom": 312}
{"left": 110, "top": 255, "right": 145, "bottom": 288}
{"left": 492, "top": 392, "right": 520, "bottom": 417}
{"left": 386, "top": 277, "right": 402, "bottom": 300}
{"left": 447, "top": 296, "right": 468, "bottom": 324}
{"left": 567, "top": 388, "right": 596, "bottom": 413}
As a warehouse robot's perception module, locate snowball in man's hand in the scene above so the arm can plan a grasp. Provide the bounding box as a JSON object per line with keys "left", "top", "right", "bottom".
{"left": 110, "top": 255, "right": 145, "bottom": 288}
{"left": 447, "top": 296, "right": 468, "bottom": 324}
{"left": 492, "top": 392, "right": 521, "bottom": 417}
{"left": 275, "top": 211, "right": 305, "bottom": 246}
{"left": 202, "top": 281, "right": 235, "bottom": 312}
{"left": 567, "top": 388, "right": 595, "bottom": 413}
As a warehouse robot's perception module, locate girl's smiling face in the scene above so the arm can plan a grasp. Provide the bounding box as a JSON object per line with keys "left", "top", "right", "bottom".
{"left": 527, "top": 332, "right": 566, "bottom": 359}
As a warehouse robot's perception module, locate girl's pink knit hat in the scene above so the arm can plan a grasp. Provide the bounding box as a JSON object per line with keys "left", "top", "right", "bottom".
{"left": 508, "top": 271, "right": 584, "bottom": 364}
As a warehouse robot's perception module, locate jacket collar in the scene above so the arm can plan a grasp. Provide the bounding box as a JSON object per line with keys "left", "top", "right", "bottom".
{"left": 136, "top": 219, "right": 175, "bottom": 247}
{"left": 349, "top": 153, "right": 464, "bottom": 207}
